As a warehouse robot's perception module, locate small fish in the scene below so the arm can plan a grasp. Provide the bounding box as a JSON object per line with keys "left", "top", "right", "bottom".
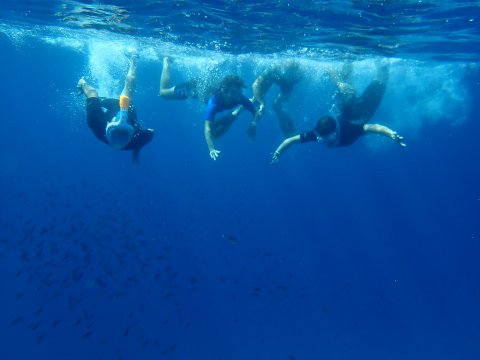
{"left": 30, "top": 320, "right": 41, "bottom": 330}
{"left": 36, "top": 333, "right": 45, "bottom": 344}
{"left": 11, "top": 317, "right": 23, "bottom": 326}
{"left": 222, "top": 234, "right": 239, "bottom": 245}
{"left": 51, "top": 320, "right": 60, "bottom": 328}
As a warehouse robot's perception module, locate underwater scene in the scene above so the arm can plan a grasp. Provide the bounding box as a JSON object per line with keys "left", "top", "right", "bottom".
{"left": 0, "top": 1, "right": 479, "bottom": 359}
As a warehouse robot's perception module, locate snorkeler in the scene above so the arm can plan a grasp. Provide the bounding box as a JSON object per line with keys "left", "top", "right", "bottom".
{"left": 271, "top": 61, "right": 405, "bottom": 164}
{"left": 204, "top": 75, "right": 259, "bottom": 160}
{"left": 77, "top": 53, "right": 154, "bottom": 165}
{"left": 238, "top": 60, "right": 303, "bottom": 139}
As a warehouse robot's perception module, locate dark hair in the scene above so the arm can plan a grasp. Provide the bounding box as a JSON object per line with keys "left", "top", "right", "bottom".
{"left": 219, "top": 75, "right": 246, "bottom": 89}
{"left": 315, "top": 115, "right": 336, "bottom": 136}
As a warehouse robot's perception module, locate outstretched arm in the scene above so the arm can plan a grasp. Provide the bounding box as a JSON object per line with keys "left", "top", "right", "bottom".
{"left": 204, "top": 120, "right": 221, "bottom": 160}
{"left": 271, "top": 134, "right": 301, "bottom": 164}
{"left": 363, "top": 124, "right": 406, "bottom": 146}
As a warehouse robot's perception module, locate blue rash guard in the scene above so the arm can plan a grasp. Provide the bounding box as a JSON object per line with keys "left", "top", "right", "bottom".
{"left": 205, "top": 94, "right": 256, "bottom": 121}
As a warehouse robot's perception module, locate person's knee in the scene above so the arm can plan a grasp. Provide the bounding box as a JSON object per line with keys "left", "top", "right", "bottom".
{"left": 125, "top": 73, "right": 136, "bottom": 84}
{"left": 159, "top": 88, "right": 170, "bottom": 98}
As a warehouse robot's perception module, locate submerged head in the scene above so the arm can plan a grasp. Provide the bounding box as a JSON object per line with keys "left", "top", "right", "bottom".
{"left": 315, "top": 115, "right": 337, "bottom": 137}
{"left": 106, "top": 97, "right": 134, "bottom": 149}
{"left": 219, "top": 75, "right": 245, "bottom": 104}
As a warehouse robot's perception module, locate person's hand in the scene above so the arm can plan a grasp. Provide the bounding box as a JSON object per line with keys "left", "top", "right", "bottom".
{"left": 209, "top": 149, "right": 221, "bottom": 160}
{"left": 247, "top": 122, "right": 257, "bottom": 139}
{"left": 391, "top": 132, "right": 406, "bottom": 147}
{"left": 271, "top": 151, "right": 280, "bottom": 164}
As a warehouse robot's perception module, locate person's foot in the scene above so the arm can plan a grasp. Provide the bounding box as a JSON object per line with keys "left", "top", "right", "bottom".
{"left": 163, "top": 56, "right": 173, "bottom": 67}
{"left": 126, "top": 48, "right": 139, "bottom": 60}
{"left": 77, "top": 76, "right": 86, "bottom": 88}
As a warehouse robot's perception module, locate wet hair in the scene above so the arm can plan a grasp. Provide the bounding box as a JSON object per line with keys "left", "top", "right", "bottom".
{"left": 219, "top": 75, "right": 246, "bottom": 89}
{"left": 315, "top": 115, "right": 336, "bottom": 136}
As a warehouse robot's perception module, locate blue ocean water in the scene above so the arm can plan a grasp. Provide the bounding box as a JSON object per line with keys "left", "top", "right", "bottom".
{"left": 0, "top": 1, "right": 479, "bottom": 359}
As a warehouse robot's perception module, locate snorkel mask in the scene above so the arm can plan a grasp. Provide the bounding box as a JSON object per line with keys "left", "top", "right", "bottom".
{"left": 106, "top": 95, "right": 134, "bottom": 149}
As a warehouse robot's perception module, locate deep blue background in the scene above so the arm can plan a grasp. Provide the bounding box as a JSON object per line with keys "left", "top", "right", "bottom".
{"left": 0, "top": 32, "right": 479, "bottom": 360}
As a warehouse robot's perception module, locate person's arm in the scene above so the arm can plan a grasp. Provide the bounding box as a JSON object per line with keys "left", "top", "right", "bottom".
{"left": 241, "top": 96, "right": 260, "bottom": 139}
{"left": 363, "top": 124, "right": 406, "bottom": 146}
{"left": 271, "top": 135, "right": 301, "bottom": 164}
{"left": 246, "top": 112, "right": 261, "bottom": 139}
{"left": 204, "top": 97, "right": 221, "bottom": 160}
{"left": 204, "top": 120, "right": 221, "bottom": 160}
{"left": 252, "top": 74, "right": 272, "bottom": 117}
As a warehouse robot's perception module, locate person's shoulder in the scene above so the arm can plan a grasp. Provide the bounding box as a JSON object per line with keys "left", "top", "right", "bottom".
{"left": 207, "top": 94, "right": 218, "bottom": 104}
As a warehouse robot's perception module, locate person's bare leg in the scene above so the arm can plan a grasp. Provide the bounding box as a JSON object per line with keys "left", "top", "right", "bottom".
{"left": 77, "top": 77, "right": 98, "bottom": 98}
{"left": 121, "top": 55, "right": 137, "bottom": 99}
{"left": 159, "top": 57, "right": 177, "bottom": 98}
{"left": 273, "top": 92, "right": 296, "bottom": 137}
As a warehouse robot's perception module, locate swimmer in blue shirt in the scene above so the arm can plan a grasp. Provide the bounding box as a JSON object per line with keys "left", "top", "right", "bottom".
{"left": 204, "top": 75, "right": 259, "bottom": 160}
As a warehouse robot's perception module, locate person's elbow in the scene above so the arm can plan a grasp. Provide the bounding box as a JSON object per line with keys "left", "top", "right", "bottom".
{"left": 204, "top": 121, "right": 212, "bottom": 135}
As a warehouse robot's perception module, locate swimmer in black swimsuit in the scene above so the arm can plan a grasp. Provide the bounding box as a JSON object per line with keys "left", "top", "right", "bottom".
{"left": 271, "top": 61, "right": 405, "bottom": 164}
{"left": 77, "top": 52, "right": 154, "bottom": 165}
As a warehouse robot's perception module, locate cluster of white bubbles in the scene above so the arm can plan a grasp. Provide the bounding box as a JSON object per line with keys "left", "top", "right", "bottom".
{"left": 384, "top": 61, "right": 468, "bottom": 133}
